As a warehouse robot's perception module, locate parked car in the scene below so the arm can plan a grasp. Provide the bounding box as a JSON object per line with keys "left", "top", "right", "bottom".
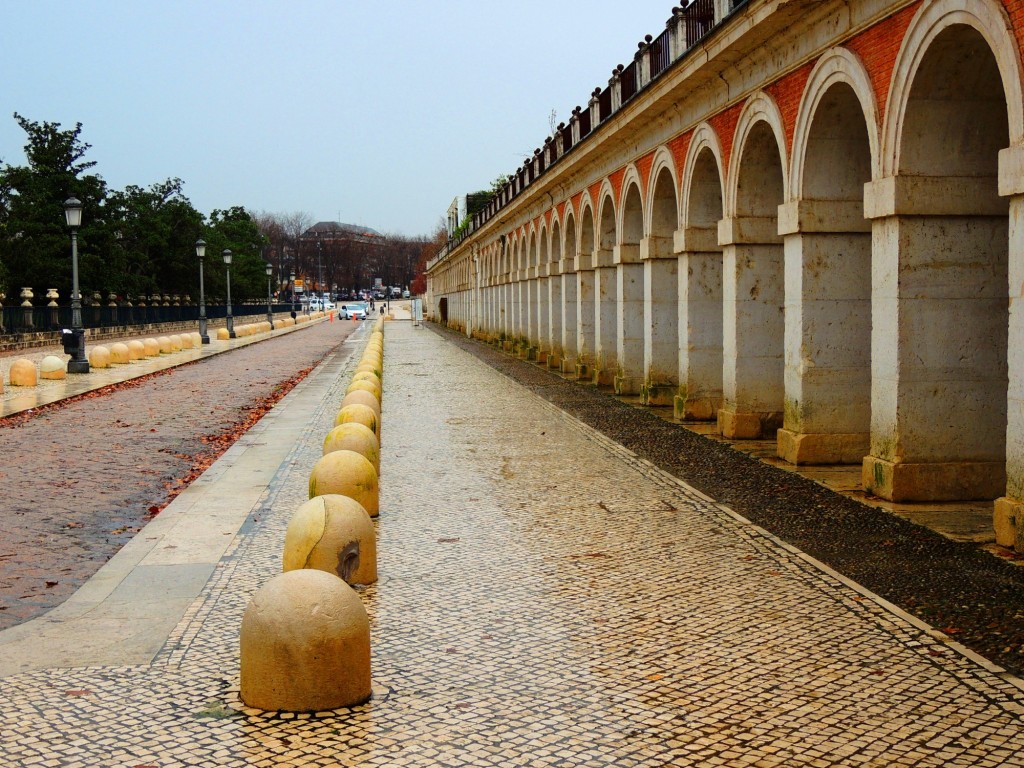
{"left": 402, "top": 290, "right": 411, "bottom": 298}
{"left": 339, "top": 304, "right": 367, "bottom": 320}
{"left": 308, "top": 296, "right": 335, "bottom": 311}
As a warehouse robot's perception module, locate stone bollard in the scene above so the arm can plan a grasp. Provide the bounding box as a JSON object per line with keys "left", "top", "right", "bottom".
{"left": 143, "top": 338, "right": 160, "bottom": 357}
{"left": 127, "top": 340, "right": 146, "bottom": 360}
{"left": 89, "top": 346, "right": 111, "bottom": 368}
{"left": 309, "top": 449, "right": 379, "bottom": 517}
{"left": 346, "top": 379, "right": 381, "bottom": 404}
{"left": 158, "top": 336, "right": 173, "bottom": 354}
{"left": 109, "top": 343, "right": 131, "bottom": 364}
{"left": 341, "top": 389, "right": 381, "bottom": 419}
{"left": 283, "top": 495, "right": 377, "bottom": 585}
{"left": 335, "top": 403, "right": 380, "bottom": 441}
{"left": 169, "top": 334, "right": 182, "bottom": 351}
{"left": 323, "top": 422, "right": 380, "bottom": 473}
{"left": 9, "top": 358, "right": 37, "bottom": 386}
{"left": 39, "top": 355, "right": 66, "bottom": 380}
{"left": 240, "top": 569, "right": 371, "bottom": 711}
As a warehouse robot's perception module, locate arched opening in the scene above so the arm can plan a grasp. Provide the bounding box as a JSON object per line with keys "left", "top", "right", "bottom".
{"left": 562, "top": 212, "right": 579, "bottom": 373}
{"left": 536, "top": 227, "right": 550, "bottom": 360}
{"left": 643, "top": 165, "right": 680, "bottom": 405}
{"left": 595, "top": 194, "right": 619, "bottom": 385}
{"left": 720, "top": 118, "right": 786, "bottom": 438}
{"left": 548, "top": 219, "right": 564, "bottom": 367}
{"left": 577, "top": 206, "right": 597, "bottom": 375}
{"left": 616, "top": 181, "right": 646, "bottom": 394}
{"left": 865, "top": 24, "right": 1010, "bottom": 501}
{"left": 679, "top": 146, "right": 725, "bottom": 420}
{"left": 779, "top": 79, "right": 873, "bottom": 465}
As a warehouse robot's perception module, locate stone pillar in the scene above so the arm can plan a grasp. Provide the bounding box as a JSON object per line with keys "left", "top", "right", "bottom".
{"left": 717, "top": 216, "right": 785, "bottom": 438}
{"left": 560, "top": 257, "right": 579, "bottom": 373}
{"left": 92, "top": 291, "right": 103, "bottom": 326}
{"left": 777, "top": 200, "right": 872, "bottom": 464}
{"left": 614, "top": 244, "right": 644, "bottom": 395}
{"left": 536, "top": 272, "right": 550, "bottom": 362}
{"left": 675, "top": 226, "right": 723, "bottom": 420}
{"left": 46, "top": 288, "right": 59, "bottom": 328}
{"left": 509, "top": 278, "right": 521, "bottom": 345}
{"left": 863, "top": 175, "right": 1008, "bottom": 502}
{"left": 0, "top": 291, "right": 5, "bottom": 333}
{"left": 997, "top": 162, "right": 1024, "bottom": 548}
{"left": 641, "top": 235, "right": 678, "bottom": 405}
{"left": 547, "top": 262, "right": 564, "bottom": 368}
{"left": 593, "top": 248, "right": 617, "bottom": 386}
{"left": 576, "top": 250, "right": 596, "bottom": 379}
{"left": 20, "top": 287, "right": 34, "bottom": 329}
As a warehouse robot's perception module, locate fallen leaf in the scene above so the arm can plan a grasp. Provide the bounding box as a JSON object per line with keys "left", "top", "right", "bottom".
{"left": 64, "top": 690, "right": 92, "bottom": 697}
{"left": 647, "top": 674, "right": 664, "bottom": 681}
{"left": 437, "top": 537, "right": 460, "bottom": 544}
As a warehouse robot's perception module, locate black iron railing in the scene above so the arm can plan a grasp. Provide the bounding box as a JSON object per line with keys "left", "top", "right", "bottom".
{"left": 649, "top": 29, "right": 672, "bottom": 79}
{"left": 684, "top": 0, "right": 716, "bottom": 44}
{"left": 620, "top": 61, "right": 638, "bottom": 103}
{"left": 0, "top": 302, "right": 290, "bottom": 334}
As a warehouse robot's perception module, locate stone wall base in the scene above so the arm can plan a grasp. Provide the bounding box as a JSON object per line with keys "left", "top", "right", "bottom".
{"left": 776, "top": 429, "right": 870, "bottom": 465}
{"left": 614, "top": 374, "right": 643, "bottom": 396}
{"left": 593, "top": 366, "right": 615, "bottom": 387}
{"left": 994, "top": 497, "right": 1024, "bottom": 550}
{"left": 546, "top": 354, "right": 561, "bottom": 369}
{"left": 862, "top": 455, "right": 1006, "bottom": 502}
{"left": 717, "top": 408, "right": 782, "bottom": 439}
{"left": 575, "top": 362, "right": 591, "bottom": 380}
{"left": 642, "top": 383, "right": 676, "bottom": 406}
{"left": 674, "top": 394, "right": 720, "bottom": 421}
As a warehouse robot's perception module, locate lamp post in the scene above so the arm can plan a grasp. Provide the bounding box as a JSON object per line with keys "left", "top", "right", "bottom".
{"left": 196, "top": 239, "right": 210, "bottom": 344}
{"left": 223, "top": 248, "right": 235, "bottom": 338}
{"left": 317, "top": 237, "right": 324, "bottom": 307}
{"left": 265, "top": 262, "right": 274, "bottom": 328}
{"left": 290, "top": 270, "right": 297, "bottom": 318}
{"left": 63, "top": 196, "right": 89, "bottom": 373}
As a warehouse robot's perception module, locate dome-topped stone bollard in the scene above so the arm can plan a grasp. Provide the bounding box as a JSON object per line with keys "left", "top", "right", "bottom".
{"left": 89, "top": 346, "right": 111, "bottom": 369}
{"left": 240, "top": 569, "right": 372, "bottom": 711}
{"left": 109, "top": 343, "right": 131, "bottom": 364}
{"left": 283, "top": 495, "right": 377, "bottom": 585}
{"left": 323, "top": 422, "right": 380, "bottom": 473}
{"left": 127, "top": 340, "right": 145, "bottom": 360}
{"left": 39, "top": 356, "right": 66, "bottom": 380}
{"left": 8, "top": 359, "right": 37, "bottom": 386}
{"left": 309, "top": 449, "right": 379, "bottom": 517}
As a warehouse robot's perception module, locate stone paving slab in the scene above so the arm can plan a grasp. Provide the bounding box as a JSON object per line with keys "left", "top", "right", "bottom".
{"left": 1, "top": 320, "right": 1023, "bottom": 767}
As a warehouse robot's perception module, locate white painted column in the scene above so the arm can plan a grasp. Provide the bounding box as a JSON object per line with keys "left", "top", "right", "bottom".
{"left": 560, "top": 259, "right": 579, "bottom": 373}
{"left": 777, "top": 200, "right": 872, "bottom": 464}
{"left": 863, "top": 176, "right": 1008, "bottom": 502}
{"left": 717, "top": 216, "right": 785, "bottom": 438}
{"left": 641, "top": 235, "right": 678, "bottom": 405}
{"left": 576, "top": 250, "right": 596, "bottom": 379}
{"left": 548, "top": 264, "right": 564, "bottom": 368}
{"left": 614, "top": 244, "right": 644, "bottom": 395}
{"left": 593, "top": 249, "right": 617, "bottom": 386}
{"left": 537, "top": 273, "right": 550, "bottom": 362}
{"left": 675, "top": 225, "right": 723, "bottom": 420}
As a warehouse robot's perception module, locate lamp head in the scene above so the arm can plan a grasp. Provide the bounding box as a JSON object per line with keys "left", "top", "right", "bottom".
{"left": 64, "top": 197, "right": 83, "bottom": 228}
{"left": 222, "top": 249, "right": 232, "bottom": 266}
{"left": 195, "top": 239, "right": 206, "bottom": 259}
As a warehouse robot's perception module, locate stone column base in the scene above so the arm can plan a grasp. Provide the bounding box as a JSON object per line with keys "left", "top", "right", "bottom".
{"left": 613, "top": 374, "right": 643, "bottom": 396}
{"left": 547, "top": 354, "right": 561, "bottom": 369}
{"left": 994, "top": 497, "right": 1024, "bottom": 550}
{"left": 776, "top": 429, "right": 869, "bottom": 465}
{"left": 674, "top": 395, "right": 720, "bottom": 421}
{"left": 593, "top": 366, "right": 615, "bottom": 387}
{"left": 642, "top": 384, "right": 676, "bottom": 406}
{"left": 717, "top": 408, "right": 782, "bottom": 439}
{"left": 575, "top": 362, "right": 591, "bottom": 381}
{"left": 537, "top": 350, "right": 548, "bottom": 364}
{"left": 862, "top": 455, "right": 1006, "bottom": 502}
{"left": 561, "top": 358, "right": 577, "bottom": 375}
{"left": 502, "top": 340, "right": 514, "bottom": 352}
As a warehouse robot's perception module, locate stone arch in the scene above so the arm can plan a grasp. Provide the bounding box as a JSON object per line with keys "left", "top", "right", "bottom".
{"left": 864, "top": 0, "right": 1018, "bottom": 503}
{"left": 718, "top": 92, "right": 787, "bottom": 439}
{"left": 561, "top": 206, "right": 581, "bottom": 371}
{"left": 682, "top": 123, "right": 726, "bottom": 230}
{"left": 619, "top": 166, "right": 645, "bottom": 244}
{"left": 536, "top": 219, "right": 551, "bottom": 355}
{"left": 777, "top": 47, "right": 877, "bottom": 465}
{"left": 646, "top": 147, "right": 681, "bottom": 236}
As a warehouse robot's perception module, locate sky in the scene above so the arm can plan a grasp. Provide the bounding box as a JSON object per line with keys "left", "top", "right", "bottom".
{"left": 0, "top": 1, "right": 676, "bottom": 237}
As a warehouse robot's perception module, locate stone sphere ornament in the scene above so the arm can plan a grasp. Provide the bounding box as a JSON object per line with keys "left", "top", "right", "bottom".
{"left": 39, "top": 356, "right": 66, "bottom": 380}
{"left": 109, "top": 343, "right": 131, "bottom": 364}
{"left": 89, "top": 346, "right": 111, "bottom": 369}
{"left": 8, "top": 358, "right": 37, "bottom": 386}
{"left": 283, "top": 495, "right": 377, "bottom": 585}
{"left": 240, "top": 569, "right": 372, "bottom": 711}
{"left": 323, "top": 422, "right": 380, "bottom": 473}
{"left": 341, "top": 390, "right": 381, "bottom": 418}
{"left": 335, "top": 403, "right": 380, "bottom": 440}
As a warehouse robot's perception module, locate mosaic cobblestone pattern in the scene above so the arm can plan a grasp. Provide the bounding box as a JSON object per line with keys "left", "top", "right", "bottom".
{"left": 2, "top": 322, "right": 1024, "bottom": 767}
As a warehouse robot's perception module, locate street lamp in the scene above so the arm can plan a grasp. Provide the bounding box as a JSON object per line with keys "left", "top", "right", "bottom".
{"left": 63, "top": 196, "right": 89, "bottom": 373}
{"left": 223, "top": 248, "right": 235, "bottom": 338}
{"left": 196, "top": 239, "right": 210, "bottom": 344}
{"left": 290, "top": 269, "right": 297, "bottom": 318}
{"left": 317, "top": 237, "right": 324, "bottom": 307}
{"left": 265, "top": 262, "right": 274, "bottom": 328}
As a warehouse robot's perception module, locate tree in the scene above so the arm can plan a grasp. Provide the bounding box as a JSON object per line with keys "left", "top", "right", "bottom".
{"left": 0, "top": 113, "right": 107, "bottom": 297}
{"left": 203, "top": 207, "right": 267, "bottom": 301}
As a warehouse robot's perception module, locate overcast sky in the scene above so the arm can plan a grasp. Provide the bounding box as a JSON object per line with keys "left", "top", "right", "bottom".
{"left": 0, "top": 1, "right": 675, "bottom": 236}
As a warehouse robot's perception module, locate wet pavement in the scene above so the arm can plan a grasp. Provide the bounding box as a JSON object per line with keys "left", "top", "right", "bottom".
{"left": 1, "top": 318, "right": 1023, "bottom": 766}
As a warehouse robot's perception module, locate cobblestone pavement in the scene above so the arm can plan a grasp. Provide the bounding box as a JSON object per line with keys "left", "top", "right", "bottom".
{"left": 3, "top": 321, "right": 1023, "bottom": 767}
{"left": 0, "top": 320, "right": 354, "bottom": 630}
